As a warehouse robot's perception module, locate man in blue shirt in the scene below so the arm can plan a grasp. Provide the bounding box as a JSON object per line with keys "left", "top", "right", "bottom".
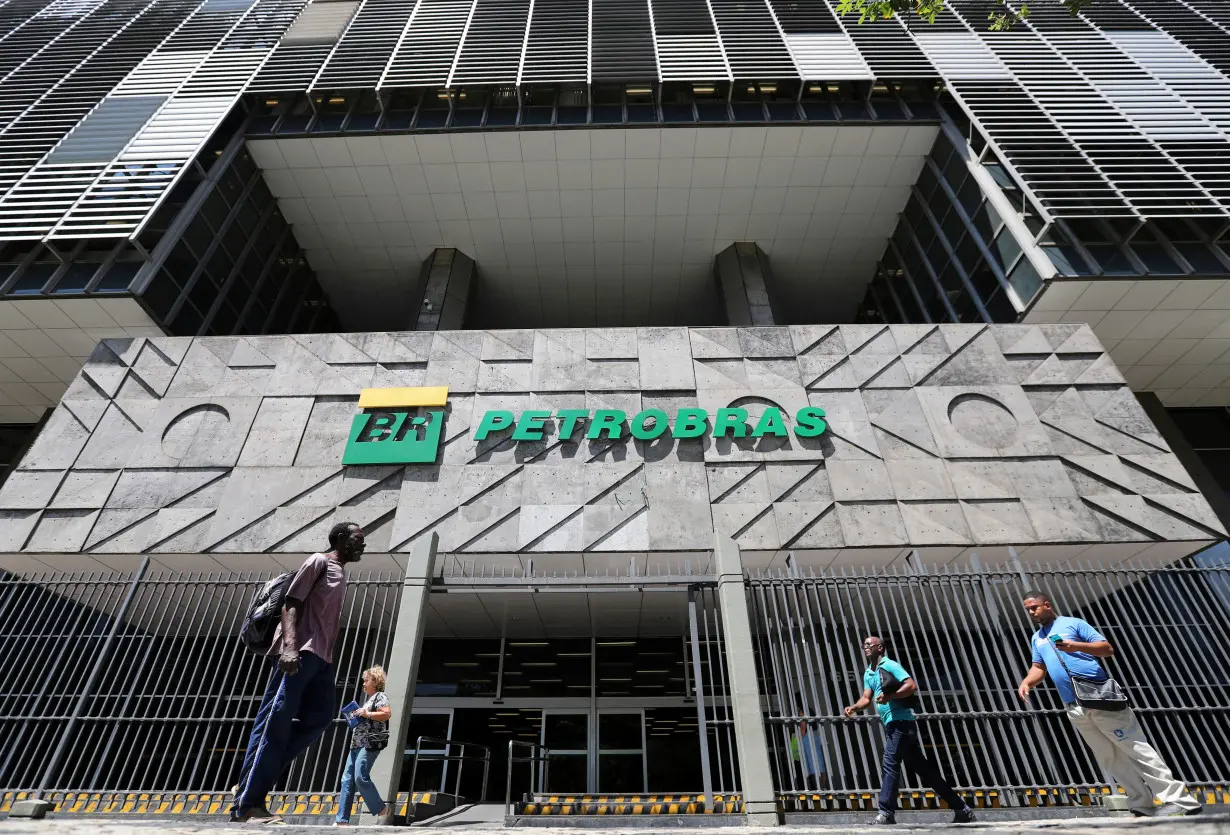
{"left": 844, "top": 636, "right": 975, "bottom": 825}
{"left": 1018, "top": 591, "right": 1200, "bottom": 817}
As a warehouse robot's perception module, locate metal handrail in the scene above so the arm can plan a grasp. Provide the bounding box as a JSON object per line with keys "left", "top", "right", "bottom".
{"left": 407, "top": 736, "right": 492, "bottom": 802}
{"left": 505, "top": 740, "right": 550, "bottom": 817}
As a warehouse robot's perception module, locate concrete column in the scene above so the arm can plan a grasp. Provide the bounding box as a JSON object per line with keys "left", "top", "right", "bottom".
{"left": 714, "top": 242, "right": 780, "bottom": 327}
{"left": 416, "top": 248, "right": 474, "bottom": 330}
{"left": 713, "top": 533, "right": 779, "bottom": 826}
{"left": 371, "top": 533, "right": 439, "bottom": 819}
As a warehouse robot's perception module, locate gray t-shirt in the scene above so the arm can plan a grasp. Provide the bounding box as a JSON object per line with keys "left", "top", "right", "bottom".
{"left": 352, "top": 691, "right": 390, "bottom": 750}
{"left": 269, "top": 553, "right": 346, "bottom": 664}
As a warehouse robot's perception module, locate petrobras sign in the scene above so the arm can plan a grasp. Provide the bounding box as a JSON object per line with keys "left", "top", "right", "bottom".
{"left": 344, "top": 386, "right": 827, "bottom": 466}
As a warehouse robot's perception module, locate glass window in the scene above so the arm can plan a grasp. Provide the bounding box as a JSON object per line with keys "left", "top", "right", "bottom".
{"left": 10, "top": 264, "right": 55, "bottom": 295}
{"left": 836, "top": 101, "right": 870, "bottom": 120}
{"left": 1168, "top": 408, "right": 1230, "bottom": 450}
{"left": 988, "top": 228, "right": 1023, "bottom": 272}
{"left": 1085, "top": 244, "right": 1137, "bottom": 275}
{"left": 184, "top": 218, "right": 214, "bottom": 257}
{"left": 661, "top": 103, "right": 695, "bottom": 123}
{"left": 596, "top": 638, "right": 686, "bottom": 698}
{"left": 96, "top": 261, "right": 141, "bottom": 292}
{"left": 415, "top": 639, "right": 502, "bottom": 697}
{"left": 965, "top": 257, "right": 1000, "bottom": 299}
{"left": 142, "top": 270, "right": 180, "bottom": 320}
{"left": 1007, "top": 258, "right": 1043, "bottom": 306}
{"left": 172, "top": 301, "right": 204, "bottom": 335}
{"left": 917, "top": 164, "right": 940, "bottom": 202}
{"left": 767, "top": 102, "right": 800, "bottom": 121}
{"left": 957, "top": 176, "right": 982, "bottom": 215}
{"left": 956, "top": 232, "right": 982, "bottom": 273}
{"left": 53, "top": 263, "right": 97, "bottom": 293}
{"left": 984, "top": 285, "right": 1018, "bottom": 322}
{"left": 1132, "top": 244, "right": 1182, "bottom": 275}
{"left": 802, "top": 101, "right": 836, "bottom": 120}
{"left": 1043, "top": 244, "right": 1092, "bottom": 276}
{"left": 1179, "top": 243, "right": 1229, "bottom": 274}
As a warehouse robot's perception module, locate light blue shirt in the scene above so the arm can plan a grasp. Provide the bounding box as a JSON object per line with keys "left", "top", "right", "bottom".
{"left": 863, "top": 657, "right": 916, "bottom": 725}
{"left": 1031, "top": 616, "right": 1108, "bottom": 704}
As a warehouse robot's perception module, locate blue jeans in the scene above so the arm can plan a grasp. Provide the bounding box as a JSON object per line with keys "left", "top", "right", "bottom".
{"left": 878, "top": 720, "right": 964, "bottom": 815}
{"left": 336, "top": 746, "right": 385, "bottom": 822}
{"left": 233, "top": 651, "right": 335, "bottom": 814}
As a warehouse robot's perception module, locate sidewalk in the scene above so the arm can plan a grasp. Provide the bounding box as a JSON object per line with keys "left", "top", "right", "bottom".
{"left": 3, "top": 815, "right": 1229, "bottom": 835}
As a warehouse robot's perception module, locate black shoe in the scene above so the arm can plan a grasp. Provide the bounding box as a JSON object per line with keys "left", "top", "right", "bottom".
{"left": 870, "top": 812, "right": 896, "bottom": 825}
{"left": 953, "top": 806, "right": 976, "bottom": 824}
{"left": 1130, "top": 809, "right": 1151, "bottom": 818}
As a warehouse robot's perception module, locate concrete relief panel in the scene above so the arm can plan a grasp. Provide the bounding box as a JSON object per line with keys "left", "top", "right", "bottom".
{"left": 1, "top": 325, "right": 1224, "bottom": 558}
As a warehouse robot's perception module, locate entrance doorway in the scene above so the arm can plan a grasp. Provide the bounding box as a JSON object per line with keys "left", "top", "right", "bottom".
{"left": 597, "top": 710, "right": 645, "bottom": 793}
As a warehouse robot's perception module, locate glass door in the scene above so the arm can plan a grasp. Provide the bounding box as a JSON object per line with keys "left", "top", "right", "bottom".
{"left": 401, "top": 709, "right": 453, "bottom": 793}
{"left": 597, "top": 710, "right": 646, "bottom": 794}
{"left": 540, "top": 710, "right": 590, "bottom": 793}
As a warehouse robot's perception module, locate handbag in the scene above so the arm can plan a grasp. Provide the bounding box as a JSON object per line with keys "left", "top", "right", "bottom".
{"left": 1046, "top": 638, "right": 1130, "bottom": 712}
{"left": 360, "top": 695, "right": 390, "bottom": 751}
{"left": 879, "top": 666, "right": 922, "bottom": 712}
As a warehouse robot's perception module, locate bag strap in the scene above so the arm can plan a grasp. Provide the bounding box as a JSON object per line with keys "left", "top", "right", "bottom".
{"left": 1041, "top": 627, "right": 1109, "bottom": 679}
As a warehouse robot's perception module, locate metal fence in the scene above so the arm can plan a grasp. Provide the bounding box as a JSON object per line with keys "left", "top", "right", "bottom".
{"left": 749, "top": 556, "right": 1230, "bottom": 808}
{"left": 0, "top": 561, "right": 401, "bottom": 803}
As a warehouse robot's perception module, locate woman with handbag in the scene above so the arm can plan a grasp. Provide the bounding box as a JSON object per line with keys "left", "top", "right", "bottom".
{"left": 1017, "top": 592, "right": 1200, "bottom": 818}
{"left": 335, "top": 665, "right": 392, "bottom": 826}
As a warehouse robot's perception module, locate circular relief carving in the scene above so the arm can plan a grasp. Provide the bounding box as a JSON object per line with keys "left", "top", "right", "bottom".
{"left": 947, "top": 393, "right": 1019, "bottom": 449}
{"left": 162, "top": 404, "right": 231, "bottom": 459}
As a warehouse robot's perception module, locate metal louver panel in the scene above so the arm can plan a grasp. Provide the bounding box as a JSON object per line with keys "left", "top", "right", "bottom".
{"left": 831, "top": 9, "right": 936, "bottom": 77}
{"left": 281, "top": 0, "right": 357, "bottom": 45}
{"left": 913, "top": 32, "right": 1010, "bottom": 79}
{"left": 248, "top": 43, "right": 330, "bottom": 89}
{"left": 519, "top": 0, "right": 587, "bottom": 83}
{"left": 786, "top": 33, "right": 870, "bottom": 79}
{"left": 46, "top": 94, "right": 165, "bottom": 162}
{"left": 766, "top": 0, "right": 843, "bottom": 33}
{"left": 1120, "top": 0, "right": 1230, "bottom": 76}
{"left": 312, "top": 0, "right": 418, "bottom": 89}
{"left": 381, "top": 0, "right": 474, "bottom": 88}
{"left": 947, "top": 77, "right": 1133, "bottom": 217}
{"left": 112, "top": 49, "right": 212, "bottom": 95}
{"left": 708, "top": 0, "right": 796, "bottom": 80}
{"left": 649, "top": 0, "right": 729, "bottom": 80}
{"left": 591, "top": 0, "right": 655, "bottom": 80}
{"left": 1108, "top": 30, "right": 1230, "bottom": 133}
{"left": 0, "top": 0, "right": 107, "bottom": 81}
{"left": 450, "top": 0, "right": 531, "bottom": 85}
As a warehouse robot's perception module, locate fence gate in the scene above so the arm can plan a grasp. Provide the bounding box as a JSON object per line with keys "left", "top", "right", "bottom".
{"left": 0, "top": 563, "right": 401, "bottom": 817}
{"left": 747, "top": 558, "right": 1230, "bottom": 812}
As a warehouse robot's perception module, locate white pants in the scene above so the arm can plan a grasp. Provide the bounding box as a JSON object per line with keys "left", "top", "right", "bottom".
{"left": 1066, "top": 705, "right": 1199, "bottom": 812}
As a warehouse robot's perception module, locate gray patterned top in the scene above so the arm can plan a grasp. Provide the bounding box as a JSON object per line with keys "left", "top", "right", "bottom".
{"left": 351, "top": 691, "right": 389, "bottom": 750}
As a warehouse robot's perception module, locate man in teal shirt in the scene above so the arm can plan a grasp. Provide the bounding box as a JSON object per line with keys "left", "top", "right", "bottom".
{"left": 844, "top": 636, "right": 974, "bottom": 825}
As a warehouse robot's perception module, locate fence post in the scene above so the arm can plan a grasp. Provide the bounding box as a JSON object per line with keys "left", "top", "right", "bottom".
{"left": 371, "top": 533, "right": 438, "bottom": 822}
{"left": 713, "top": 533, "right": 779, "bottom": 826}
{"left": 12, "top": 558, "right": 152, "bottom": 818}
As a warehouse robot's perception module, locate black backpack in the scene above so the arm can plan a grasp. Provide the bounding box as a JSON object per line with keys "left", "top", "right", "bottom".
{"left": 239, "top": 572, "right": 297, "bottom": 654}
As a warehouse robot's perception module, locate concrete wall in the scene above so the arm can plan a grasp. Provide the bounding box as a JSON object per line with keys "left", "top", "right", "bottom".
{"left": 0, "top": 325, "right": 1222, "bottom": 565}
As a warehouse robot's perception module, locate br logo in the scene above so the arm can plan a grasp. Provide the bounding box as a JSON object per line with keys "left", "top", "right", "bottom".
{"left": 343, "top": 386, "right": 448, "bottom": 465}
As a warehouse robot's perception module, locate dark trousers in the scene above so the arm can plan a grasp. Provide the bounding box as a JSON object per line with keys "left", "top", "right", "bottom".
{"left": 233, "top": 651, "right": 336, "bottom": 813}
{"left": 878, "top": 720, "right": 964, "bottom": 815}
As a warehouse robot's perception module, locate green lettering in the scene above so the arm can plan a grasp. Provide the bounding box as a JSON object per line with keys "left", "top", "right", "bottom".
{"left": 751, "top": 407, "right": 787, "bottom": 438}
{"left": 474, "top": 410, "right": 515, "bottom": 440}
{"left": 714, "top": 407, "right": 749, "bottom": 438}
{"left": 556, "top": 409, "right": 590, "bottom": 440}
{"left": 392, "top": 413, "right": 427, "bottom": 442}
{"left": 630, "top": 408, "right": 669, "bottom": 440}
{"left": 794, "top": 406, "right": 828, "bottom": 437}
{"left": 512, "top": 409, "right": 552, "bottom": 441}
{"left": 586, "top": 409, "right": 626, "bottom": 440}
{"left": 356, "top": 411, "right": 401, "bottom": 443}
{"left": 672, "top": 408, "right": 708, "bottom": 439}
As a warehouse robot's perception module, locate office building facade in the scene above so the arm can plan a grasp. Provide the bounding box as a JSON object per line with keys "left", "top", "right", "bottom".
{"left": 1, "top": 0, "right": 1230, "bottom": 822}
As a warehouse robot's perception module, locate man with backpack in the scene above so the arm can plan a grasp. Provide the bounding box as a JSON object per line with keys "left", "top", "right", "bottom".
{"left": 843, "top": 636, "right": 975, "bottom": 826}
{"left": 1017, "top": 591, "right": 1200, "bottom": 817}
{"left": 231, "top": 522, "right": 367, "bottom": 823}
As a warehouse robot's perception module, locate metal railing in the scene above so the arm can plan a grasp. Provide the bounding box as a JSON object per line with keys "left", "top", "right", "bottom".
{"left": 505, "top": 740, "right": 550, "bottom": 817}
{"left": 408, "top": 736, "right": 490, "bottom": 802}
{"left": 0, "top": 563, "right": 401, "bottom": 802}
{"left": 748, "top": 555, "right": 1230, "bottom": 807}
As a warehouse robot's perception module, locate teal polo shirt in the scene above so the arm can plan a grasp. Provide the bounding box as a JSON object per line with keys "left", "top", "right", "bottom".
{"left": 863, "top": 657, "right": 916, "bottom": 725}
